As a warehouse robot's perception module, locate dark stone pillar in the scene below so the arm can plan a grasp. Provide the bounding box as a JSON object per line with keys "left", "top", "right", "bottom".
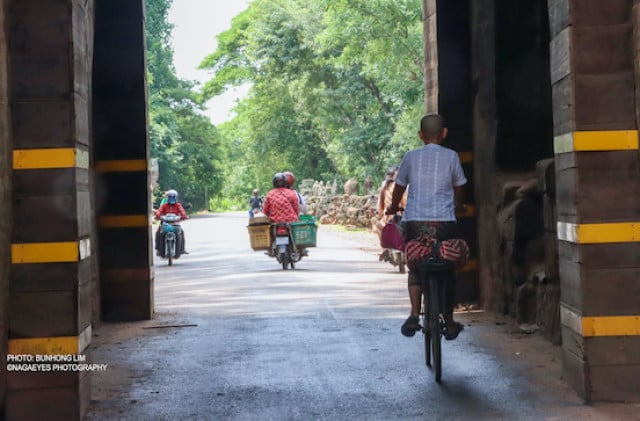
{"left": 0, "top": 0, "right": 12, "bottom": 414}
{"left": 6, "top": 0, "right": 95, "bottom": 419}
{"left": 549, "top": 0, "right": 640, "bottom": 402}
{"left": 470, "top": 1, "right": 498, "bottom": 309}
{"left": 431, "top": 0, "right": 479, "bottom": 302}
{"left": 93, "top": 0, "right": 153, "bottom": 321}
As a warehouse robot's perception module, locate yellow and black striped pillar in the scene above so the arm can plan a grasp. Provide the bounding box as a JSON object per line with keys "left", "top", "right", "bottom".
{"left": 549, "top": 0, "right": 640, "bottom": 401}
{"left": 0, "top": 0, "right": 12, "bottom": 414}
{"left": 93, "top": 0, "right": 153, "bottom": 321}
{"left": 6, "top": 1, "right": 95, "bottom": 419}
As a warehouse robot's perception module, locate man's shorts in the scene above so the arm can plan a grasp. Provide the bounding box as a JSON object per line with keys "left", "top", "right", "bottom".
{"left": 405, "top": 221, "right": 457, "bottom": 286}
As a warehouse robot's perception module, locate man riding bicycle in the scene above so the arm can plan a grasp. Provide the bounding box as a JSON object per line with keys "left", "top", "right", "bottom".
{"left": 387, "top": 113, "right": 467, "bottom": 340}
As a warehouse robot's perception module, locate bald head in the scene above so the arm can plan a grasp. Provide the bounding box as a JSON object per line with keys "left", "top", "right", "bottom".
{"left": 420, "top": 114, "right": 445, "bottom": 141}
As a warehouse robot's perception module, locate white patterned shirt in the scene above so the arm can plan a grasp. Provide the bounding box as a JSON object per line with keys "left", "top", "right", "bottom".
{"left": 395, "top": 143, "right": 467, "bottom": 222}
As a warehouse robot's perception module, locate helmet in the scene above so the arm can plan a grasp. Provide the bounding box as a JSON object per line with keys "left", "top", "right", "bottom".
{"left": 385, "top": 165, "right": 399, "bottom": 181}
{"left": 272, "top": 172, "right": 287, "bottom": 188}
{"left": 166, "top": 189, "right": 178, "bottom": 204}
{"left": 253, "top": 189, "right": 259, "bottom": 195}
{"left": 283, "top": 171, "right": 295, "bottom": 188}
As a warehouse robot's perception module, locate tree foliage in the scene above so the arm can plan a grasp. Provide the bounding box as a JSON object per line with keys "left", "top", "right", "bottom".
{"left": 145, "top": 0, "right": 225, "bottom": 209}
{"left": 144, "top": 0, "right": 425, "bottom": 210}
{"left": 200, "top": 0, "right": 425, "bottom": 203}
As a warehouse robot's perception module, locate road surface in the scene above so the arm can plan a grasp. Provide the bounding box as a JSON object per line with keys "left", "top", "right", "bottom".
{"left": 86, "top": 212, "right": 639, "bottom": 420}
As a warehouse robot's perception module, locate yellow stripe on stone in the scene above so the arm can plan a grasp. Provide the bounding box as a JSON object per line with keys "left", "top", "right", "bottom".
{"left": 11, "top": 239, "right": 91, "bottom": 264}
{"left": 458, "top": 152, "right": 473, "bottom": 164}
{"left": 98, "top": 215, "right": 150, "bottom": 228}
{"left": 13, "top": 148, "right": 89, "bottom": 170}
{"left": 557, "top": 222, "right": 639, "bottom": 244}
{"left": 8, "top": 325, "right": 92, "bottom": 355}
{"left": 583, "top": 316, "right": 640, "bottom": 337}
{"left": 458, "top": 259, "right": 478, "bottom": 272}
{"left": 561, "top": 305, "right": 640, "bottom": 337}
{"left": 95, "top": 159, "right": 147, "bottom": 172}
{"left": 456, "top": 204, "right": 476, "bottom": 218}
{"left": 554, "top": 130, "right": 639, "bottom": 154}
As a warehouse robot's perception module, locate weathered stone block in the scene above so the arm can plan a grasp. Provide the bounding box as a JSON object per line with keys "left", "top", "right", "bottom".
{"left": 536, "top": 283, "right": 562, "bottom": 345}
{"left": 543, "top": 194, "right": 557, "bottom": 233}
{"left": 536, "top": 158, "right": 555, "bottom": 196}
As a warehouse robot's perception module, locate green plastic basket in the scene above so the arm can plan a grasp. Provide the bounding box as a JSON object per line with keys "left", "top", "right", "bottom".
{"left": 291, "top": 217, "right": 317, "bottom": 247}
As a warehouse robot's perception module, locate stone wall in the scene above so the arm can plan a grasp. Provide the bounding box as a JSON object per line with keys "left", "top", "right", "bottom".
{"left": 493, "top": 159, "right": 560, "bottom": 344}
{"left": 300, "top": 179, "right": 378, "bottom": 228}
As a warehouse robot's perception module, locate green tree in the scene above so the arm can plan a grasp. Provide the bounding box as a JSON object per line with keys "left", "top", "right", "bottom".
{"left": 200, "top": 0, "right": 424, "bottom": 197}
{"left": 145, "top": 0, "right": 225, "bottom": 209}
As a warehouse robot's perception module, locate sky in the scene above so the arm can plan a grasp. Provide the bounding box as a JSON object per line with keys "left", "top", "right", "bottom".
{"left": 168, "top": 0, "right": 251, "bottom": 125}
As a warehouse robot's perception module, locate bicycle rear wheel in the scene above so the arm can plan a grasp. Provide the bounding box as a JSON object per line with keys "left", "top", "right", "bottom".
{"left": 423, "top": 298, "right": 431, "bottom": 368}
{"left": 429, "top": 275, "right": 442, "bottom": 382}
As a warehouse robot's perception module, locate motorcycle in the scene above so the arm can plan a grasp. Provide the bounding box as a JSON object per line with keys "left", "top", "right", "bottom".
{"left": 159, "top": 213, "right": 183, "bottom": 266}
{"left": 270, "top": 222, "right": 301, "bottom": 270}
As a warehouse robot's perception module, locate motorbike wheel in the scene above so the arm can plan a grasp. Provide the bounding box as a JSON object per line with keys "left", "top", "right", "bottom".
{"left": 168, "top": 239, "right": 175, "bottom": 266}
{"left": 280, "top": 252, "right": 288, "bottom": 270}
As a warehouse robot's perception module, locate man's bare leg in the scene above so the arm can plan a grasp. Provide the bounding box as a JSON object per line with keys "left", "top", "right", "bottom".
{"left": 409, "top": 284, "right": 421, "bottom": 317}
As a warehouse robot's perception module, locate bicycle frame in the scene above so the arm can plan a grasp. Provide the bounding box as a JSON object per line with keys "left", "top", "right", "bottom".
{"left": 420, "top": 259, "right": 451, "bottom": 383}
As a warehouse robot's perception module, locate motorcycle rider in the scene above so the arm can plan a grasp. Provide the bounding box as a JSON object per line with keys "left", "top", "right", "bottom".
{"left": 159, "top": 190, "right": 169, "bottom": 207}
{"left": 283, "top": 171, "right": 308, "bottom": 214}
{"left": 154, "top": 189, "right": 188, "bottom": 257}
{"left": 263, "top": 173, "right": 299, "bottom": 223}
{"left": 283, "top": 171, "right": 309, "bottom": 256}
{"left": 263, "top": 173, "right": 299, "bottom": 257}
{"left": 248, "top": 188, "right": 263, "bottom": 218}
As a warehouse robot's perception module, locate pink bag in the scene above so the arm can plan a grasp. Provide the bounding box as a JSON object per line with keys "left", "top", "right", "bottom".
{"left": 380, "top": 221, "right": 405, "bottom": 251}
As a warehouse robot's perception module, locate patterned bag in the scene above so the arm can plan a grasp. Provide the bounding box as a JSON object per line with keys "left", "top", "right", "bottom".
{"left": 405, "top": 234, "right": 469, "bottom": 270}
{"left": 439, "top": 238, "right": 469, "bottom": 264}
{"left": 405, "top": 234, "right": 438, "bottom": 270}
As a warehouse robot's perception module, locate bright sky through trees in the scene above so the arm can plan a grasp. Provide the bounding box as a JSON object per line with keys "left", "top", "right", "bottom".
{"left": 168, "top": 0, "right": 251, "bottom": 125}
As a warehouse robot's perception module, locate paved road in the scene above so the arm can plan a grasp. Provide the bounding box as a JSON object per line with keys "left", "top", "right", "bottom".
{"left": 86, "top": 212, "right": 639, "bottom": 421}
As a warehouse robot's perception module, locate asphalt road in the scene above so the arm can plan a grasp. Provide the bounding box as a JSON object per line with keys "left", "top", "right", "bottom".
{"left": 86, "top": 212, "right": 639, "bottom": 421}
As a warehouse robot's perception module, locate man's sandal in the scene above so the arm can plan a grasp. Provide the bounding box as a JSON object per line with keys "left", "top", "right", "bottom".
{"left": 401, "top": 316, "right": 421, "bottom": 337}
{"left": 444, "top": 321, "right": 464, "bottom": 340}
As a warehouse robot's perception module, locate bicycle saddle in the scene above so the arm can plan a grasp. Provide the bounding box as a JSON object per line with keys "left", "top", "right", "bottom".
{"left": 421, "top": 258, "right": 454, "bottom": 271}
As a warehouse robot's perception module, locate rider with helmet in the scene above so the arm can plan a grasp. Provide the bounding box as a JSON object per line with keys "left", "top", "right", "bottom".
{"left": 283, "top": 171, "right": 308, "bottom": 214}
{"left": 262, "top": 173, "right": 299, "bottom": 223}
{"left": 154, "top": 189, "right": 188, "bottom": 256}
{"left": 283, "top": 171, "right": 310, "bottom": 256}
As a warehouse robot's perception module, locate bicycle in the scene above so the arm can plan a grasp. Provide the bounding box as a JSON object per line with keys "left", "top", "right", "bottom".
{"left": 419, "top": 257, "right": 454, "bottom": 383}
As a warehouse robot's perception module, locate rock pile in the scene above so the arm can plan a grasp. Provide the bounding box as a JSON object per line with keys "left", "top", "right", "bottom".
{"left": 299, "top": 178, "right": 379, "bottom": 229}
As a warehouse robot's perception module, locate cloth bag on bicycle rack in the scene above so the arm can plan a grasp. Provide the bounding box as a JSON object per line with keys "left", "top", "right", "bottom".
{"left": 438, "top": 238, "right": 469, "bottom": 264}
{"left": 405, "top": 234, "right": 469, "bottom": 270}
{"left": 405, "top": 234, "right": 437, "bottom": 270}
{"left": 380, "top": 220, "right": 405, "bottom": 251}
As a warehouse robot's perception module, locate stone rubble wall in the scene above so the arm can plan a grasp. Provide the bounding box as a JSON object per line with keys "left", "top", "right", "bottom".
{"left": 300, "top": 178, "right": 379, "bottom": 229}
